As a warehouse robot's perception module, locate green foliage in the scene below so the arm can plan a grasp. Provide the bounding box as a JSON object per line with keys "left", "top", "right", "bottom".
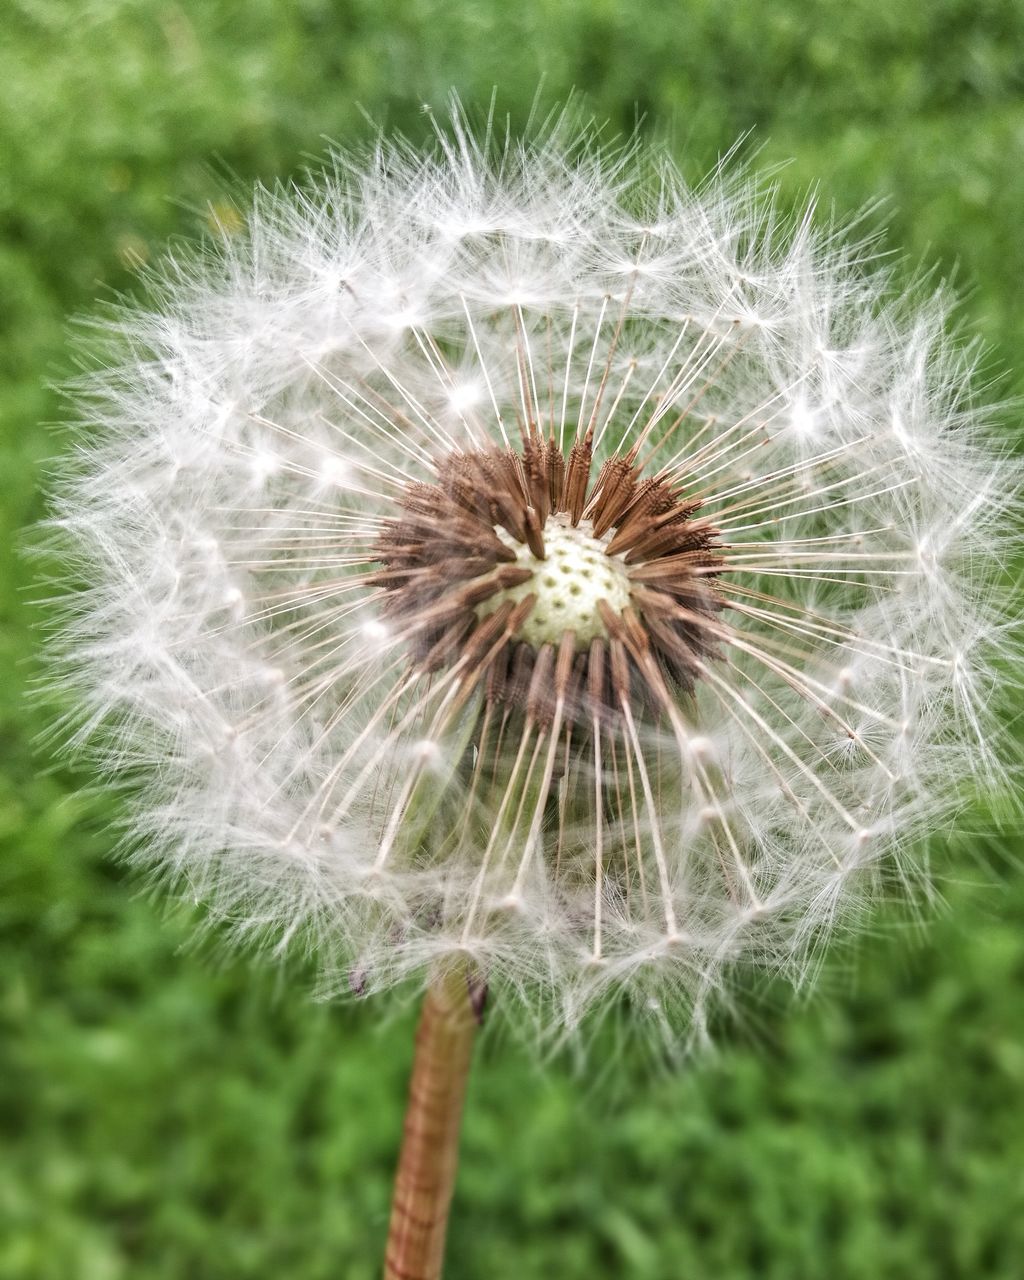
{"left": 2, "top": 2, "right": 1023, "bottom": 1275}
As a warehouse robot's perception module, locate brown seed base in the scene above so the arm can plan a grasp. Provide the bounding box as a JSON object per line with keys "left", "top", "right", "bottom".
{"left": 370, "top": 433, "right": 725, "bottom": 729}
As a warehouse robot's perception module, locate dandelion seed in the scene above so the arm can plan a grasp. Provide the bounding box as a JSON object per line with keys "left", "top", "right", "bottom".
{"left": 45, "top": 103, "right": 1019, "bottom": 1278}
{"left": 48, "top": 106, "right": 1018, "bottom": 1030}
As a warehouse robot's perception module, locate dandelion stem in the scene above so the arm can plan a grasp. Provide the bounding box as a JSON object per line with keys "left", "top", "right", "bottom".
{"left": 384, "top": 963, "right": 478, "bottom": 1280}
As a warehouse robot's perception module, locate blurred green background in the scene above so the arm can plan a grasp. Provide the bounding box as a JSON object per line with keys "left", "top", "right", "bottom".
{"left": 3, "top": 2, "right": 1024, "bottom": 1276}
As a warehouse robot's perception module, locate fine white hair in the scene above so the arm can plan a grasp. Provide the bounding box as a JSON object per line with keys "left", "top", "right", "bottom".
{"left": 45, "top": 103, "right": 1020, "bottom": 1048}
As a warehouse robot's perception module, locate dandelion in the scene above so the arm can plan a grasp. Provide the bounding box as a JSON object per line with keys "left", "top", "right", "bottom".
{"left": 48, "top": 105, "right": 1017, "bottom": 1277}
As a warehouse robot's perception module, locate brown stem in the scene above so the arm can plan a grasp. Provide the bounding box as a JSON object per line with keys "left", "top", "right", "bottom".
{"left": 384, "top": 965, "right": 478, "bottom": 1280}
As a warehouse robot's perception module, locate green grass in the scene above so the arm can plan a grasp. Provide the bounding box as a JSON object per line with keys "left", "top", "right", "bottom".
{"left": 3, "top": 2, "right": 1024, "bottom": 1276}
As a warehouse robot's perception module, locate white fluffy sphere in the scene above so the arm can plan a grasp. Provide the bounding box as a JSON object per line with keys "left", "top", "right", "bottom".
{"left": 47, "top": 108, "right": 1019, "bottom": 1045}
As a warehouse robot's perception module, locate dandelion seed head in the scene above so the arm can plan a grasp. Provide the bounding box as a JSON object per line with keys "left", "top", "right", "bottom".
{"left": 45, "top": 103, "right": 1020, "bottom": 1048}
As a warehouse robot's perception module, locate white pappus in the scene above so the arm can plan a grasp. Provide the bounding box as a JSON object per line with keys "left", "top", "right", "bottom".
{"left": 45, "top": 104, "right": 1020, "bottom": 1048}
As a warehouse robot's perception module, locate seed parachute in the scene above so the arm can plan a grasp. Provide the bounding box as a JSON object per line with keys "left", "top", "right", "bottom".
{"left": 47, "top": 105, "right": 1019, "bottom": 1044}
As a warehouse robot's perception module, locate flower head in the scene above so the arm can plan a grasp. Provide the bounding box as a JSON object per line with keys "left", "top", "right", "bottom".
{"left": 49, "top": 108, "right": 1018, "bottom": 1044}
